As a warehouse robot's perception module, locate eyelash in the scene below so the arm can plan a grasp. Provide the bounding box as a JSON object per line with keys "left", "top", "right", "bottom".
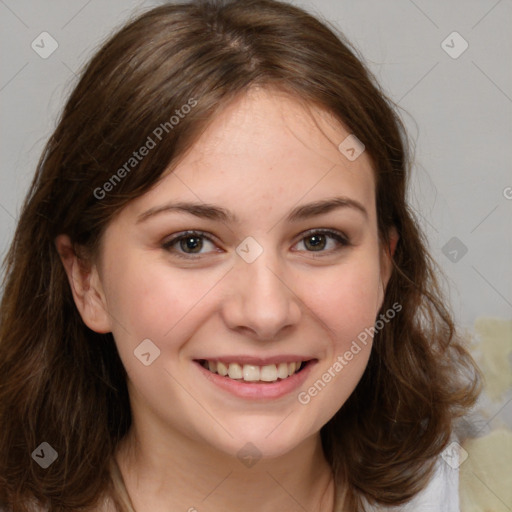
{"left": 161, "top": 229, "right": 351, "bottom": 259}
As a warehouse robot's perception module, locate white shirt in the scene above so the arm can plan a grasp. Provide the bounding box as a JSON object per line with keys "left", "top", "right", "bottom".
{"left": 361, "top": 456, "right": 459, "bottom": 512}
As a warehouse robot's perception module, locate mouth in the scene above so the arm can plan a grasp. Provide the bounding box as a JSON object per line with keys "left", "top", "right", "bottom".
{"left": 196, "top": 359, "right": 312, "bottom": 384}
{"left": 194, "top": 357, "right": 317, "bottom": 400}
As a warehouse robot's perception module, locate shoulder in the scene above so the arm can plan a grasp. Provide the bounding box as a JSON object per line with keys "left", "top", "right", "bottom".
{"left": 401, "top": 454, "right": 459, "bottom": 512}
{"left": 362, "top": 454, "right": 460, "bottom": 512}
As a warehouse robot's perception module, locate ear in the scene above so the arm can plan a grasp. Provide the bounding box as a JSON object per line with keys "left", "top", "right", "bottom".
{"left": 55, "top": 234, "right": 112, "bottom": 333}
{"left": 379, "top": 226, "right": 399, "bottom": 295}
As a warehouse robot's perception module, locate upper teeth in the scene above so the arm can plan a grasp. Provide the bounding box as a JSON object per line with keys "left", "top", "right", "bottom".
{"left": 203, "top": 361, "right": 303, "bottom": 382}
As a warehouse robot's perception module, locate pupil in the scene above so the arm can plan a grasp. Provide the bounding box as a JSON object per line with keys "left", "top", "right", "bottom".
{"left": 181, "top": 236, "right": 202, "bottom": 253}
{"left": 306, "top": 234, "right": 325, "bottom": 251}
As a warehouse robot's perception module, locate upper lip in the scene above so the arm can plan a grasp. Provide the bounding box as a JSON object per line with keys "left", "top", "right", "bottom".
{"left": 195, "top": 356, "right": 316, "bottom": 365}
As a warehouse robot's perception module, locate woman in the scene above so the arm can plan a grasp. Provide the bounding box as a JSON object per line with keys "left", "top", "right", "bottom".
{"left": 0, "top": 1, "right": 480, "bottom": 510}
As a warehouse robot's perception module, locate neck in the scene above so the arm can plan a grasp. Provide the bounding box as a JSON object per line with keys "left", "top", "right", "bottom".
{"left": 114, "top": 423, "right": 335, "bottom": 512}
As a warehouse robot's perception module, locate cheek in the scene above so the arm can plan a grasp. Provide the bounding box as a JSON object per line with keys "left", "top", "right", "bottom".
{"left": 102, "top": 254, "right": 226, "bottom": 357}
{"left": 293, "top": 259, "right": 381, "bottom": 422}
{"left": 294, "top": 255, "right": 383, "bottom": 344}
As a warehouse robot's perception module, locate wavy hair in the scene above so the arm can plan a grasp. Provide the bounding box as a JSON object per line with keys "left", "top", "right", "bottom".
{"left": 0, "top": 1, "right": 480, "bottom": 510}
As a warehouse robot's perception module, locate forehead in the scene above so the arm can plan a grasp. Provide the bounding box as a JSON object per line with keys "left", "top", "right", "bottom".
{"left": 127, "top": 87, "right": 376, "bottom": 223}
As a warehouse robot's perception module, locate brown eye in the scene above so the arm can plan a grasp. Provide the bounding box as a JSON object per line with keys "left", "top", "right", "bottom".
{"left": 179, "top": 235, "right": 203, "bottom": 253}
{"left": 162, "top": 230, "right": 219, "bottom": 258}
{"left": 293, "top": 229, "right": 350, "bottom": 254}
{"left": 304, "top": 234, "right": 327, "bottom": 251}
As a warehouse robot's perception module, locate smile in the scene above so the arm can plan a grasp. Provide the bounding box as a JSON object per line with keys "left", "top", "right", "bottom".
{"left": 198, "top": 360, "right": 306, "bottom": 383}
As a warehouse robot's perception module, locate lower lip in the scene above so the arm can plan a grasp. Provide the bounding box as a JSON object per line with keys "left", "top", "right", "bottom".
{"left": 194, "top": 360, "right": 317, "bottom": 400}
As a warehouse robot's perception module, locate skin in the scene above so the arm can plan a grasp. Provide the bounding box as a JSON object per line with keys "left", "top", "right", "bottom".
{"left": 56, "top": 87, "right": 398, "bottom": 512}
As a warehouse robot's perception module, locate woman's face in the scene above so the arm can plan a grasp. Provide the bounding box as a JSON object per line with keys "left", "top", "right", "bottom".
{"left": 89, "top": 88, "right": 393, "bottom": 459}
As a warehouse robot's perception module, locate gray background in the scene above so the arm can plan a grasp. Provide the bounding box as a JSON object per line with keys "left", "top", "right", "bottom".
{"left": 1, "top": 0, "right": 511, "bottom": 325}
{"left": 1, "top": 0, "right": 511, "bottom": 506}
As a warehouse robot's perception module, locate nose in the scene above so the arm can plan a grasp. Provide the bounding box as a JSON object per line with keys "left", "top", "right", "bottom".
{"left": 220, "top": 251, "right": 302, "bottom": 341}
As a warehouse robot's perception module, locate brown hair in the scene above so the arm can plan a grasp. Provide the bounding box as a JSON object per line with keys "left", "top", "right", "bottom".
{"left": 0, "top": 1, "right": 480, "bottom": 510}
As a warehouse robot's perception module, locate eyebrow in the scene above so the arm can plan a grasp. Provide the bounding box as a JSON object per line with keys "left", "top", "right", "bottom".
{"left": 136, "top": 196, "right": 368, "bottom": 224}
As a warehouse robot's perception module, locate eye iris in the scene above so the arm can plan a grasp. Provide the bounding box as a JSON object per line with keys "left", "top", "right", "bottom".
{"left": 180, "top": 236, "right": 203, "bottom": 253}
{"left": 305, "top": 234, "right": 326, "bottom": 251}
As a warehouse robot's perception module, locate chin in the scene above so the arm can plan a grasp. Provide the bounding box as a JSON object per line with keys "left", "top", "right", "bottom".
{"left": 203, "top": 417, "right": 318, "bottom": 462}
